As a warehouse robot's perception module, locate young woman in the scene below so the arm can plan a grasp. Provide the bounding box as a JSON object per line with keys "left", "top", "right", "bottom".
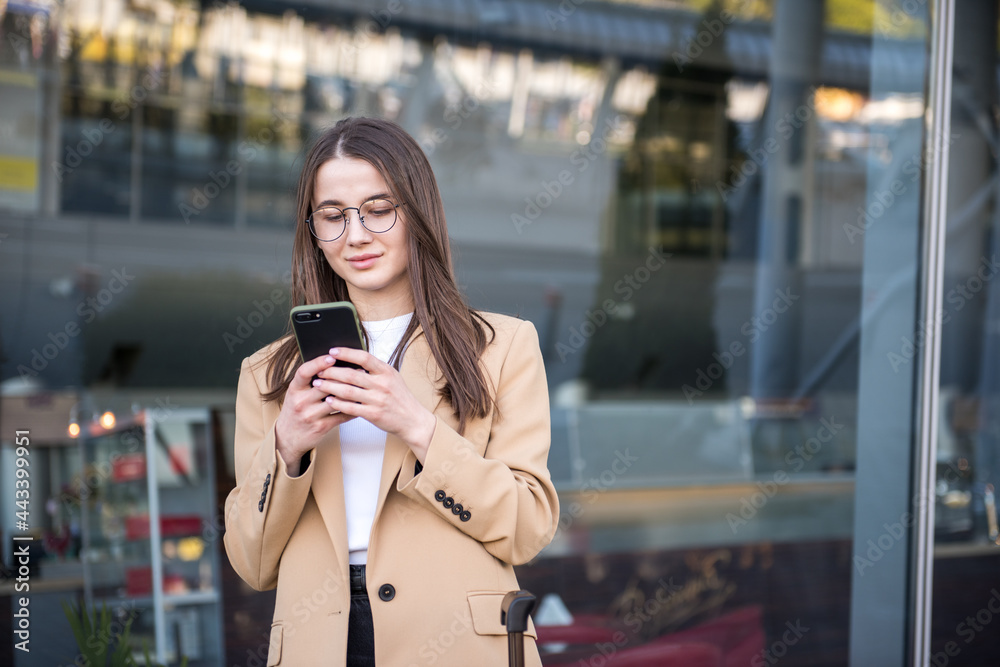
{"left": 224, "top": 116, "right": 558, "bottom": 667}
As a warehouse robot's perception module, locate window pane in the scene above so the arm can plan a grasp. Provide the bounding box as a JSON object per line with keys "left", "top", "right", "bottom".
{"left": 931, "top": 3, "right": 1000, "bottom": 666}
{"left": 59, "top": 45, "right": 134, "bottom": 217}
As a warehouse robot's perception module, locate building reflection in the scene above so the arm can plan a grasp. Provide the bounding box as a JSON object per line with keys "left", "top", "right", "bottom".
{"left": 2, "top": 0, "right": 1000, "bottom": 665}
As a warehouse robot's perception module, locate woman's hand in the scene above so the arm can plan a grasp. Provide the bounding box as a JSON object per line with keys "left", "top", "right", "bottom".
{"left": 274, "top": 353, "right": 357, "bottom": 476}
{"left": 313, "top": 346, "right": 437, "bottom": 463}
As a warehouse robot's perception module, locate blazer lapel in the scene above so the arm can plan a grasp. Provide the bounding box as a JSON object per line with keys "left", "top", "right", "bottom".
{"left": 310, "top": 425, "right": 349, "bottom": 574}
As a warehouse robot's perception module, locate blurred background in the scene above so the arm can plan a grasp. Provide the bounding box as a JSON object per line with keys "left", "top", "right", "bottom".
{"left": 1, "top": 0, "right": 998, "bottom": 664}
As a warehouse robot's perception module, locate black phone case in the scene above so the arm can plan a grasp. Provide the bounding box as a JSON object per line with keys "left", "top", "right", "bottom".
{"left": 291, "top": 304, "right": 365, "bottom": 371}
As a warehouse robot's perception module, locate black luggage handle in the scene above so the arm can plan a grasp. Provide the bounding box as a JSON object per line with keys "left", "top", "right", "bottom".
{"left": 501, "top": 590, "right": 537, "bottom": 667}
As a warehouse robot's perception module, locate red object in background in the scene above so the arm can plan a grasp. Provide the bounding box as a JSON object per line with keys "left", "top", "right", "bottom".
{"left": 163, "top": 573, "right": 187, "bottom": 594}
{"left": 539, "top": 606, "right": 764, "bottom": 667}
{"left": 536, "top": 613, "right": 620, "bottom": 645}
{"left": 43, "top": 525, "right": 72, "bottom": 559}
{"left": 125, "top": 568, "right": 187, "bottom": 596}
{"left": 653, "top": 606, "right": 764, "bottom": 667}
{"left": 165, "top": 445, "right": 191, "bottom": 476}
{"left": 125, "top": 515, "right": 203, "bottom": 541}
{"left": 126, "top": 567, "right": 152, "bottom": 596}
{"left": 112, "top": 454, "right": 146, "bottom": 482}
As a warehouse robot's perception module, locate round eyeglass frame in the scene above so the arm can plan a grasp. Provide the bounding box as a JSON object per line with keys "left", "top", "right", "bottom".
{"left": 306, "top": 199, "right": 403, "bottom": 242}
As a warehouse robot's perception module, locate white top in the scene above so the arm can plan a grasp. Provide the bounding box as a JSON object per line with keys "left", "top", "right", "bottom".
{"left": 340, "top": 311, "right": 413, "bottom": 565}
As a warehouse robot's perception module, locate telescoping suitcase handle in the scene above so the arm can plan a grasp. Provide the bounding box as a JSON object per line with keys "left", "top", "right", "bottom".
{"left": 501, "top": 590, "right": 537, "bottom": 667}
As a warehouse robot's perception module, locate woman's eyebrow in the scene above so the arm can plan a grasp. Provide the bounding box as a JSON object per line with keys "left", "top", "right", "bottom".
{"left": 315, "top": 193, "right": 392, "bottom": 208}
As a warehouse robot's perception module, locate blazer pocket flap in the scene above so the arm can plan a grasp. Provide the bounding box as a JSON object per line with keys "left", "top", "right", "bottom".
{"left": 266, "top": 623, "right": 283, "bottom": 666}
{"left": 467, "top": 591, "right": 538, "bottom": 638}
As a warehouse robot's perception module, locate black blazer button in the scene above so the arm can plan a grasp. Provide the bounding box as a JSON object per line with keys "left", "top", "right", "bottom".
{"left": 434, "top": 490, "right": 446, "bottom": 502}
{"left": 442, "top": 496, "right": 455, "bottom": 509}
{"left": 460, "top": 510, "right": 471, "bottom": 522}
{"left": 451, "top": 503, "right": 463, "bottom": 515}
{"left": 378, "top": 584, "right": 395, "bottom": 601}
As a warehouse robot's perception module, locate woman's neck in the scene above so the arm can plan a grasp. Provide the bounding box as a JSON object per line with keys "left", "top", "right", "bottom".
{"left": 349, "top": 290, "right": 415, "bottom": 323}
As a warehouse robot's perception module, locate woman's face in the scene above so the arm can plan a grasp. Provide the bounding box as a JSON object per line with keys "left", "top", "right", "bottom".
{"left": 312, "top": 157, "right": 412, "bottom": 317}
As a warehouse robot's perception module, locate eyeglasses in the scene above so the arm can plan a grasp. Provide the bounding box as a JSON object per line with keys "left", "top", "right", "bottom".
{"left": 306, "top": 198, "right": 401, "bottom": 242}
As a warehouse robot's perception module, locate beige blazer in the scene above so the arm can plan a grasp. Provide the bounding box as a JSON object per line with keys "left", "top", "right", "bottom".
{"left": 224, "top": 312, "right": 559, "bottom": 667}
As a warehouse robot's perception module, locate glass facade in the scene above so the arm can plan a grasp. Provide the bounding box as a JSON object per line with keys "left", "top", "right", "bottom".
{"left": 930, "top": 2, "right": 1000, "bottom": 666}
{"left": 0, "top": 0, "right": 998, "bottom": 665}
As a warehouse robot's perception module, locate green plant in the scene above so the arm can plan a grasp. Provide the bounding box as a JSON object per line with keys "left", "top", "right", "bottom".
{"left": 61, "top": 600, "right": 189, "bottom": 667}
{"left": 62, "top": 599, "right": 135, "bottom": 667}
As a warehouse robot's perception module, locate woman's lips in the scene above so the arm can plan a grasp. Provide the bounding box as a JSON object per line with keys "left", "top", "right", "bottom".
{"left": 347, "top": 254, "right": 380, "bottom": 269}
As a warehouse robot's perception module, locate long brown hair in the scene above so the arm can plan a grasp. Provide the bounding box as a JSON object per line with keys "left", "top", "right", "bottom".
{"left": 259, "top": 116, "right": 496, "bottom": 433}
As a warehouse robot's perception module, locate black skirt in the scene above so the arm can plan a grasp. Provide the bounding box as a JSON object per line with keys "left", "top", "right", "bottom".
{"left": 347, "top": 565, "right": 376, "bottom": 667}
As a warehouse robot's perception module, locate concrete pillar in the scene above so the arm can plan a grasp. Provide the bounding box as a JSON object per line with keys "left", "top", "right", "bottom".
{"left": 749, "top": 0, "right": 823, "bottom": 403}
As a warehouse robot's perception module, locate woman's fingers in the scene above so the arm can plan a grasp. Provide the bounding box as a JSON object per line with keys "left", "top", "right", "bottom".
{"left": 313, "top": 349, "right": 385, "bottom": 400}
{"left": 328, "top": 346, "right": 390, "bottom": 374}
{"left": 322, "top": 395, "right": 368, "bottom": 420}
{"left": 313, "top": 377, "right": 370, "bottom": 405}
{"left": 328, "top": 412, "right": 358, "bottom": 427}
{"left": 316, "top": 364, "right": 372, "bottom": 388}
{"left": 304, "top": 398, "right": 356, "bottom": 425}
{"left": 291, "top": 353, "right": 336, "bottom": 390}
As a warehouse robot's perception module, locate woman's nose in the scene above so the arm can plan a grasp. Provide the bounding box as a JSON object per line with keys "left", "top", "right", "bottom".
{"left": 344, "top": 210, "right": 372, "bottom": 244}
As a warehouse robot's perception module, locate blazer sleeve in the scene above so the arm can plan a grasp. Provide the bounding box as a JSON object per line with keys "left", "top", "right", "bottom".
{"left": 223, "top": 356, "right": 315, "bottom": 591}
{"left": 396, "top": 319, "right": 559, "bottom": 565}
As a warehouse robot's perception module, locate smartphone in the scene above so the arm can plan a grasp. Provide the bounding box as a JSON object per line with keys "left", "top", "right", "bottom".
{"left": 290, "top": 301, "right": 366, "bottom": 371}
